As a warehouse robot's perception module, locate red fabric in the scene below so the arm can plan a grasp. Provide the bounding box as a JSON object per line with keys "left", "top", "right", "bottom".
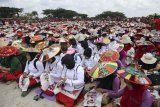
{"left": 29, "top": 79, "right": 38, "bottom": 87}
{"left": 135, "top": 49, "right": 145, "bottom": 60}
{"left": 0, "top": 70, "right": 22, "bottom": 81}
{"left": 42, "top": 89, "right": 54, "bottom": 96}
{"left": 56, "top": 92, "right": 75, "bottom": 107}
{"left": 120, "top": 84, "right": 147, "bottom": 107}
{"left": 22, "top": 37, "right": 26, "bottom": 43}
{"left": 155, "top": 19, "right": 160, "bottom": 31}
{"left": 135, "top": 45, "right": 155, "bottom": 60}
{"left": 156, "top": 45, "right": 160, "bottom": 56}
{"left": 123, "top": 44, "right": 132, "bottom": 52}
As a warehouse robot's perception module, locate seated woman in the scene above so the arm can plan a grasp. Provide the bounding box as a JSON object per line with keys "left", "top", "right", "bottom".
{"left": 56, "top": 54, "right": 85, "bottom": 107}
{"left": 39, "top": 46, "right": 63, "bottom": 96}
{"left": 95, "top": 67, "right": 121, "bottom": 106}
{"left": 107, "top": 66, "right": 153, "bottom": 107}
{"left": 138, "top": 53, "right": 159, "bottom": 71}
{"left": 68, "top": 37, "right": 83, "bottom": 55}
{"left": 125, "top": 46, "right": 135, "bottom": 66}
{"left": 94, "top": 39, "right": 107, "bottom": 55}
{"left": 82, "top": 48, "right": 98, "bottom": 82}
{"left": 108, "top": 40, "right": 127, "bottom": 67}
{"left": 79, "top": 40, "right": 89, "bottom": 55}
{"left": 119, "top": 35, "right": 135, "bottom": 65}
{"left": 19, "top": 52, "right": 44, "bottom": 97}
{"left": 66, "top": 48, "right": 82, "bottom": 65}
{"left": 59, "top": 37, "right": 69, "bottom": 59}
{"left": 0, "top": 46, "right": 22, "bottom": 82}
{"left": 82, "top": 48, "right": 98, "bottom": 71}
{"left": 87, "top": 36, "right": 97, "bottom": 55}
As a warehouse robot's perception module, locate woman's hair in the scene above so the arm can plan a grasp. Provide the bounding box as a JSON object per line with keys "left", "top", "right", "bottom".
{"left": 84, "top": 48, "right": 92, "bottom": 58}
{"left": 81, "top": 40, "right": 89, "bottom": 50}
{"left": 50, "top": 57, "right": 56, "bottom": 63}
{"left": 96, "top": 43, "right": 103, "bottom": 50}
{"left": 69, "top": 38, "right": 77, "bottom": 46}
{"left": 27, "top": 52, "right": 37, "bottom": 61}
{"left": 97, "top": 73, "right": 117, "bottom": 90}
{"left": 80, "top": 29, "right": 86, "bottom": 34}
{"left": 60, "top": 42, "right": 68, "bottom": 52}
{"left": 61, "top": 54, "right": 75, "bottom": 69}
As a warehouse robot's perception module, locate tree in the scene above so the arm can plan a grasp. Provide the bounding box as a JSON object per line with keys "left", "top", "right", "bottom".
{"left": 32, "top": 11, "right": 38, "bottom": 17}
{"left": 43, "top": 9, "right": 54, "bottom": 17}
{"left": 24, "top": 12, "right": 33, "bottom": 19}
{"left": 78, "top": 14, "right": 88, "bottom": 19}
{"left": 42, "top": 8, "right": 88, "bottom": 19}
{"left": 0, "top": 7, "right": 23, "bottom": 18}
{"left": 95, "top": 11, "right": 126, "bottom": 19}
{"left": 148, "top": 13, "right": 160, "bottom": 19}
{"left": 22, "top": 11, "right": 39, "bottom": 20}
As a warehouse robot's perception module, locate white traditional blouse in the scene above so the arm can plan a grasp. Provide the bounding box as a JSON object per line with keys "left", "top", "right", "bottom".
{"left": 82, "top": 56, "right": 98, "bottom": 70}
{"left": 24, "top": 58, "right": 44, "bottom": 78}
{"left": 61, "top": 64, "right": 85, "bottom": 92}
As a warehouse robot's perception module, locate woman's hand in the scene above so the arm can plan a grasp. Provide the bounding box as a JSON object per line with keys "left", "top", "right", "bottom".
{"left": 29, "top": 75, "right": 33, "bottom": 79}
{"left": 103, "top": 93, "right": 109, "bottom": 98}
{"left": 23, "top": 72, "right": 28, "bottom": 78}
{"left": 83, "top": 66, "right": 88, "bottom": 71}
{"left": 61, "top": 78, "right": 66, "bottom": 82}
{"left": 57, "top": 78, "right": 66, "bottom": 86}
{"left": 96, "top": 88, "right": 105, "bottom": 93}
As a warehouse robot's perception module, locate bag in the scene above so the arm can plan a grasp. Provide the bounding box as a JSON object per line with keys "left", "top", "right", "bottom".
{"left": 53, "top": 84, "right": 61, "bottom": 95}
{"left": 147, "top": 74, "right": 160, "bottom": 85}
{"left": 56, "top": 92, "right": 75, "bottom": 107}
{"left": 84, "top": 89, "right": 103, "bottom": 107}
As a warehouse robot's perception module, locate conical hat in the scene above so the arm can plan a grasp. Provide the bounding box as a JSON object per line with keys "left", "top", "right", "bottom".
{"left": 0, "top": 38, "right": 10, "bottom": 47}
{"left": 35, "top": 41, "right": 49, "bottom": 50}
{"left": 22, "top": 47, "right": 40, "bottom": 53}
{"left": 0, "top": 46, "right": 18, "bottom": 57}
{"left": 39, "top": 45, "right": 60, "bottom": 62}
{"left": 100, "top": 50, "right": 120, "bottom": 62}
{"left": 117, "top": 66, "right": 152, "bottom": 85}
{"left": 88, "top": 62, "right": 118, "bottom": 79}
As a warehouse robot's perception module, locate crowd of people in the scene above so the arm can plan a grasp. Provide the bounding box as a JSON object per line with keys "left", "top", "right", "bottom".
{"left": 0, "top": 19, "right": 160, "bottom": 107}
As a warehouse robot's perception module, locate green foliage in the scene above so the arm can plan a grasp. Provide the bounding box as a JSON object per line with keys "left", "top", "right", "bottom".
{"left": 148, "top": 13, "right": 160, "bottom": 19}
{"left": 32, "top": 11, "right": 38, "bottom": 17}
{"left": 21, "top": 11, "right": 38, "bottom": 20}
{"left": 42, "top": 8, "right": 87, "bottom": 19}
{"left": 78, "top": 14, "right": 88, "bottom": 19}
{"left": 0, "top": 7, "right": 23, "bottom": 18}
{"left": 95, "top": 11, "right": 126, "bottom": 19}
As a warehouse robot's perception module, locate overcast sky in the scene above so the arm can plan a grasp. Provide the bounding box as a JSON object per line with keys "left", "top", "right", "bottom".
{"left": 0, "top": 0, "right": 160, "bottom": 17}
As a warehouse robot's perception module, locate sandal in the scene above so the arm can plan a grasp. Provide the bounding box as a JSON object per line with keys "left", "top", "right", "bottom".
{"left": 33, "top": 92, "right": 44, "bottom": 101}
{"left": 21, "top": 89, "right": 32, "bottom": 97}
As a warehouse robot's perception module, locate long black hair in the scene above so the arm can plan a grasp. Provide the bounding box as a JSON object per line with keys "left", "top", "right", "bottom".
{"left": 69, "top": 38, "right": 77, "bottom": 48}
{"left": 97, "top": 73, "right": 117, "bottom": 90}
{"left": 61, "top": 54, "right": 75, "bottom": 69}
{"left": 83, "top": 48, "right": 92, "bottom": 58}
{"left": 27, "top": 52, "right": 37, "bottom": 61}
{"left": 96, "top": 43, "right": 103, "bottom": 50}
{"left": 81, "top": 40, "right": 89, "bottom": 50}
